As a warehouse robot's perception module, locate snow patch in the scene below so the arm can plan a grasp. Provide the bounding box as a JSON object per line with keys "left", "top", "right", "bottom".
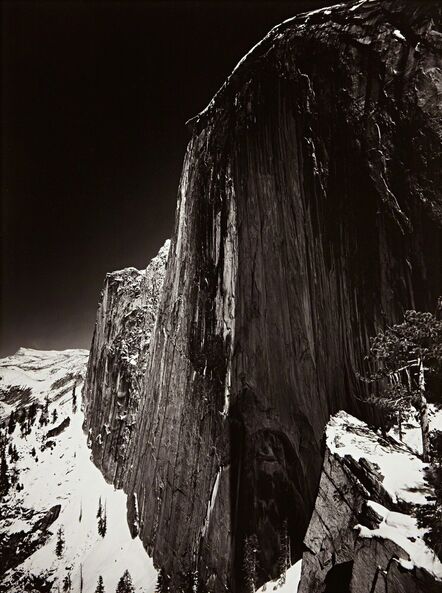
{"left": 357, "top": 501, "right": 442, "bottom": 579}
{"left": 393, "top": 29, "right": 406, "bottom": 41}
{"left": 327, "top": 411, "right": 431, "bottom": 506}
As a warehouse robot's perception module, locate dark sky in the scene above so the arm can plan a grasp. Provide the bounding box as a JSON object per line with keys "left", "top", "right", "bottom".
{"left": 2, "top": 0, "right": 338, "bottom": 356}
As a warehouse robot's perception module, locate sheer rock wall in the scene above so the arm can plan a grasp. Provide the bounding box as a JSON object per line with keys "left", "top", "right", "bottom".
{"left": 85, "top": 1, "right": 441, "bottom": 591}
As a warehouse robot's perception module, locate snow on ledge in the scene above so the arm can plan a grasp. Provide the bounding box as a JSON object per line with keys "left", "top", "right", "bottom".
{"left": 327, "top": 411, "right": 442, "bottom": 581}
{"left": 357, "top": 501, "right": 442, "bottom": 579}
{"left": 326, "top": 411, "right": 432, "bottom": 506}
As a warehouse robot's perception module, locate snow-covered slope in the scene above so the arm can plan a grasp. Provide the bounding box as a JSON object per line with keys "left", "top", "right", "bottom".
{"left": 0, "top": 349, "right": 157, "bottom": 593}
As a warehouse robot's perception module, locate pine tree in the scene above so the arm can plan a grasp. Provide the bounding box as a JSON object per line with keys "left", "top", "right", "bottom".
{"left": 39, "top": 402, "right": 49, "bottom": 427}
{"left": 56, "top": 526, "right": 65, "bottom": 558}
{"left": 8, "top": 411, "right": 16, "bottom": 434}
{"left": 277, "top": 519, "right": 290, "bottom": 586}
{"left": 52, "top": 408, "right": 58, "bottom": 423}
{"left": 97, "top": 496, "right": 102, "bottom": 519}
{"left": 63, "top": 572, "right": 72, "bottom": 592}
{"left": 20, "top": 418, "right": 30, "bottom": 437}
{"left": 98, "top": 508, "right": 107, "bottom": 537}
{"left": 18, "top": 407, "right": 27, "bottom": 428}
{"left": 155, "top": 568, "right": 170, "bottom": 593}
{"left": 115, "top": 570, "right": 135, "bottom": 593}
{"left": 358, "top": 305, "right": 442, "bottom": 461}
{"left": 97, "top": 498, "right": 107, "bottom": 537}
{"left": 0, "top": 451, "right": 10, "bottom": 497}
{"left": 243, "top": 534, "right": 259, "bottom": 593}
{"left": 28, "top": 402, "right": 38, "bottom": 423}
{"left": 72, "top": 382, "right": 77, "bottom": 412}
{"left": 95, "top": 575, "right": 105, "bottom": 593}
{"left": 38, "top": 396, "right": 49, "bottom": 425}
{"left": 9, "top": 444, "right": 19, "bottom": 463}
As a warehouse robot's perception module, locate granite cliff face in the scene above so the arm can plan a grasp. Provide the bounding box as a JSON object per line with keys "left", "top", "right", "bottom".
{"left": 83, "top": 241, "right": 169, "bottom": 487}
{"left": 84, "top": 1, "right": 442, "bottom": 591}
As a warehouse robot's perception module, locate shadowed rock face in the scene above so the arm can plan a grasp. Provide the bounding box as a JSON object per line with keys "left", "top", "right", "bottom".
{"left": 85, "top": 1, "right": 441, "bottom": 591}
{"left": 83, "top": 241, "right": 169, "bottom": 488}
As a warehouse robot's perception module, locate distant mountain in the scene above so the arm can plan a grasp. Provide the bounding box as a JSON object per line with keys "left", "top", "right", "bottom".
{"left": 0, "top": 348, "right": 88, "bottom": 420}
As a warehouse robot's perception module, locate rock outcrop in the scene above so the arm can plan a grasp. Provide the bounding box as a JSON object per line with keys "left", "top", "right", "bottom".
{"left": 84, "top": 1, "right": 442, "bottom": 591}
{"left": 298, "top": 411, "right": 442, "bottom": 593}
{"left": 83, "top": 240, "right": 169, "bottom": 487}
